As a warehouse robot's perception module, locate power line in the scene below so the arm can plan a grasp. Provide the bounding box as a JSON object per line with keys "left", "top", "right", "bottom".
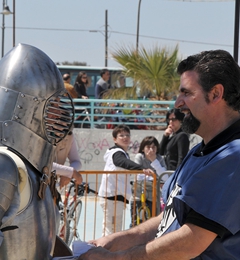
{"left": 5, "top": 26, "right": 233, "bottom": 48}
{"left": 110, "top": 30, "right": 232, "bottom": 47}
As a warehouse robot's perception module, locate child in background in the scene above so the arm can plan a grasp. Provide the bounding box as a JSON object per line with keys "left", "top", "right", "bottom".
{"left": 130, "top": 136, "right": 167, "bottom": 227}
{"left": 98, "top": 124, "right": 153, "bottom": 236}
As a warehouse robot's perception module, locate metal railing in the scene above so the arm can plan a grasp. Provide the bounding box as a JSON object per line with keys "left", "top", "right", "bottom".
{"left": 73, "top": 98, "right": 175, "bottom": 129}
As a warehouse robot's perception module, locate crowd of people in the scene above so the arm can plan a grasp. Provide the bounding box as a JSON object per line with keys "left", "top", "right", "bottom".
{"left": 1, "top": 45, "right": 240, "bottom": 260}
{"left": 54, "top": 68, "right": 184, "bottom": 243}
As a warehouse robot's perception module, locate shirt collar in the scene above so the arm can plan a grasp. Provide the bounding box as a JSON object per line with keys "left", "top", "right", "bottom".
{"left": 194, "top": 118, "right": 240, "bottom": 156}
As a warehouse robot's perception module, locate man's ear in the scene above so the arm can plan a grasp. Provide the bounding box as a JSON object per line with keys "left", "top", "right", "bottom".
{"left": 210, "top": 84, "right": 224, "bottom": 103}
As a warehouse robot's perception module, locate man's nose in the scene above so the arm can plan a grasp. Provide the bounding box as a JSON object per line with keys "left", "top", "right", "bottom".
{"left": 174, "top": 96, "right": 184, "bottom": 109}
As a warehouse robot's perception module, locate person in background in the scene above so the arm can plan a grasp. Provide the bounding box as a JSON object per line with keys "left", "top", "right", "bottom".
{"left": 63, "top": 73, "right": 78, "bottom": 99}
{"left": 94, "top": 68, "right": 111, "bottom": 124}
{"left": 73, "top": 71, "right": 90, "bottom": 127}
{"left": 52, "top": 131, "right": 82, "bottom": 189}
{"left": 74, "top": 71, "right": 89, "bottom": 100}
{"left": 98, "top": 124, "right": 154, "bottom": 236}
{"left": 95, "top": 68, "right": 110, "bottom": 99}
{"left": 130, "top": 136, "right": 167, "bottom": 227}
{"left": 159, "top": 108, "right": 190, "bottom": 170}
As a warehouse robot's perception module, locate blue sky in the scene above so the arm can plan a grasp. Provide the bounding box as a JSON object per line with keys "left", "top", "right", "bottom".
{"left": 2, "top": 0, "right": 236, "bottom": 67}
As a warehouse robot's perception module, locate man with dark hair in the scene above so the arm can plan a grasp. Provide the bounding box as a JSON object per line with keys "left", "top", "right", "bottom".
{"left": 95, "top": 68, "right": 110, "bottom": 99}
{"left": 80, "top": 50, "right": 240, "bottom": 259}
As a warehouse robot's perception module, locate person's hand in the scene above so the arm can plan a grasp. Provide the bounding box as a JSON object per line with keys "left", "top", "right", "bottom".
{"left": 72, "top": 170, "right": 83, "bottom": 185}
{"left": 82, "top": 95, "right": 88, "bottom": 99}
{"left": 88, "top": 236, "right": 113, "bottom": 250}
{"left": 59, "top": 176, "right": 71, "bottom": 189}
{"left": 78, "top": 246, "right": 115, "bottom": 260}
{"left": 88, "top": 234, "right": 120, "bottom": 252}
{"left": 145, "top": 147, "right": 157, "bottom": 162}
{"left": 143, "top": 168, "right": 155, "bottom": 177}
{"left": 165, "top": 125, "right": 173, "bottom": 137}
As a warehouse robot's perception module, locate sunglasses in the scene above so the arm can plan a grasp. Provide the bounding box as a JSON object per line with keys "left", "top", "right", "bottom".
{"left": 167, "top": 118, "right": 178, "bottom": 123}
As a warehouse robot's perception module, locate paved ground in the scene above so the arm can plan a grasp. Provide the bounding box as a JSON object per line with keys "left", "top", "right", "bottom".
{"left": 75, "top": 197, "right": 131, "bottom": 244}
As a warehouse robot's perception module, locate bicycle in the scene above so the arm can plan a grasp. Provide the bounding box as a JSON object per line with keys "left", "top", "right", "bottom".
{"left": 58, "top": 180, "right": 97, "bottom": 246}
{"left": 132, "top": 171, "right": 175, "bottom": 226}
{"left": 74, "top": 106, "right": 108, "bottom": 129}
{"left": 135, "top": 181, "right": 151, "bottom": 225}
{"left": 74, "top": 107, "right": 91, "bottom": 128}
{"left": 130, "top": 180, "right": 152, "bottom": 227}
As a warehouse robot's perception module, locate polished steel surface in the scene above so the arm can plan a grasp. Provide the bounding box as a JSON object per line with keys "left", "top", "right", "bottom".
{"left": 0, "top": 43, "right": 74, "bottom": 174}
{"left": 0, "top": 44, "right": 73, "bottom": 259}
{"left": 0, "top": 150, "right": 57, "bottom": 260}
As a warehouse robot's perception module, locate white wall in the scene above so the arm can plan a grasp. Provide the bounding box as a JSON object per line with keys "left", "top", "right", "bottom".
{"left": 73, "top": 129, "right": 202, "bottom": 171}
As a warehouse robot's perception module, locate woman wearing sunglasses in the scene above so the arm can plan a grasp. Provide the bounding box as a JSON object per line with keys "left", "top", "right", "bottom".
{"left": 159, "top": 108, "right": 190, "bottom": 170}
{"left": 74, "top": 71, "right": 89, "bottom": 100}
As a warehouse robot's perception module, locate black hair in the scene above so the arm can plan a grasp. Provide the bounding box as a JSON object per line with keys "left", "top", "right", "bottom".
{"left": 112, "top": 124, "right": 130, "bottom": 138}
{"left": 177, "top": 50, "right": 240, "bottom": 111}
{"left": 138, "top": 136, "right": 160, "bottom": 154}
{"left": 100, "top": 68, "right": 109, "bottom": 77}
{"left": 75, "top": 71, "right": 88, "bottom": 85}
{"left": 166, "top": 108, "right": 185, "bottom": 122}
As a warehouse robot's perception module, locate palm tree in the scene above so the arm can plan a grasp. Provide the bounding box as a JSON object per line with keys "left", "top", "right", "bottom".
{"left": 103, "top": 45, "right": 180, "bottom": 100}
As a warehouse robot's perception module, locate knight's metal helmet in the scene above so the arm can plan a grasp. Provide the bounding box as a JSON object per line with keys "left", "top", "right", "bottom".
{"left": 0, "top": 43, "right": 74, "bottom": 175}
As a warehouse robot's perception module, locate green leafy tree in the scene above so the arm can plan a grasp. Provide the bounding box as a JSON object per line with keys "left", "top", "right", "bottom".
{"left": 103, "top": 45, "right": 180, "bottom": 100}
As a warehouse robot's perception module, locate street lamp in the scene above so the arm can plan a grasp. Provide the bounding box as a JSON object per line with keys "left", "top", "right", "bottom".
{"left": 1, "top": 0, "right": 12, "bottom": 57}
{"left": 136, "top": 0, "right": 142, "bottom": 52}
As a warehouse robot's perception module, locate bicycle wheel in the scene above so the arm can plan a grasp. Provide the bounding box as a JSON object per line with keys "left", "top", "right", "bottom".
{"left": 136, "top": 206, "right": 151, "bottom": 225}
{"left": 81, "top": 116, "right": 91, "bottom": 128}
{"left": 67, "top": 200, "right": 82, "bottom": 246}
{"left": 58, "top": 214, "right": 70, "bottom": 244}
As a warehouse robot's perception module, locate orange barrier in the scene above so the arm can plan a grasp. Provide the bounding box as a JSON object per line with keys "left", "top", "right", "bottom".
{"left": 60, "top": 170, "right": 159, "bottom": 242}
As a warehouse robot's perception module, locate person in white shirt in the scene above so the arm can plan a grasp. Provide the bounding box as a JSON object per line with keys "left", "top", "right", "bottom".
{"left": 52, "top": 131, "right": 82, "bottom": 188}
{"left": 98, "top": 125, "right": 153, "bottom": 236}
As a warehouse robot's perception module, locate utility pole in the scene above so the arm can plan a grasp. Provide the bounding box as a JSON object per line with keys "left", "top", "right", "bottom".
{"left": 136, "top": 0, "right": 142, "bottom": 53}
{"left": 105, "top": 9, "right": 108, "bottom": 67}
{"left": 13, "top": 0, "right": 15, "bottom": 47}
{"left": 234, "top": 0, "right": 240, "bottom": 63}
{"left": 1, "top": 0, "right": 5, "bottom": 57}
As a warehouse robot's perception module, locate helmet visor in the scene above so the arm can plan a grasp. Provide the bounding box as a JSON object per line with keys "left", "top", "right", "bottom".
{"left": 44, "top": 91, "right": 74, "bottom": 144}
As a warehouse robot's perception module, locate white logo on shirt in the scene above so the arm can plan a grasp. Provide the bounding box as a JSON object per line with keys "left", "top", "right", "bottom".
{"left": 156, "top": 183, "right": 181, "bottom": 237}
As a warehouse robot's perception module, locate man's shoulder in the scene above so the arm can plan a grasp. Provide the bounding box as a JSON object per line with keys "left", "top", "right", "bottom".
{"left": 64, "top": 82, "right": 74, "bottom": 89}
{"left": 96, "top": 78, "right": 102, "bottom": 84}
{"left": 226, "top": 139, "right": 240, "bottom": 150}
{"left": 96, "top": 78, "right": 106, "bottom": 86}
